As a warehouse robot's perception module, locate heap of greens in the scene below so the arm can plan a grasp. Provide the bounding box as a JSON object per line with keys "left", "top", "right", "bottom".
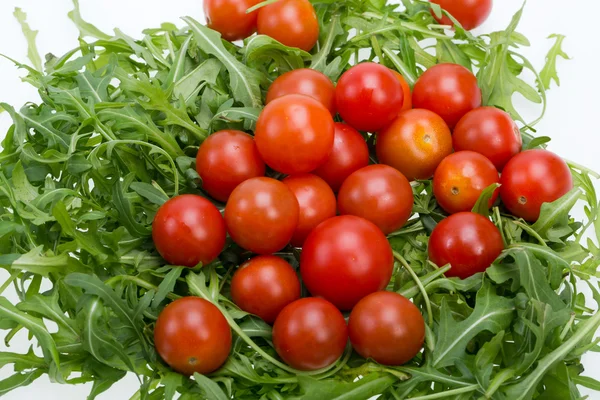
{"left": 0, "top": 0, "right": 599, "bottom": 399}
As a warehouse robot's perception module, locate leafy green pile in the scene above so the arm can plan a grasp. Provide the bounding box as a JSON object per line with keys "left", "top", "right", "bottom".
{"left": 1, "top": 0, "right": 599, "bottom": 399}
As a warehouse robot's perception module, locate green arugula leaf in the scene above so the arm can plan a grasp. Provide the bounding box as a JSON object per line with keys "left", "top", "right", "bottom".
{"left": 13, "top": 8, "right": 43, "bottom": 72}
{"left": 540, "top": 34, "right": 569, "bottom": 90}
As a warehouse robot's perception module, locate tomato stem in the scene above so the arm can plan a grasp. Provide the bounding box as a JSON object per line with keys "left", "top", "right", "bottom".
{"left": 393, "top": 251, "right": 434, "bottom": 326}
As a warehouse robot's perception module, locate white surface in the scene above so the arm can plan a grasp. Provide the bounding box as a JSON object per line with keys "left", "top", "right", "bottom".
{"left": 0, "top": 0, "right": 599, "bottom": 398}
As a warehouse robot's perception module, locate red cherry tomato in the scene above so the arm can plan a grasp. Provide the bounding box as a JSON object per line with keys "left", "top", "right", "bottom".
{"left": 266, "top": 69, "right": 336, "bottom": 115}
{"left": 272, "top": 298, "right": 348, "bottom": 370}
{"left": 282, "top": 174, "right": 337, "bottom": 247}
{"left": 300, "top": 215, "right": 394, "bottom": 310}
{"left": 204, "top": 0, "right": 261, "bottom": 41}
{"left": 230, "top": 255, "right": 301, "bottom": 324}
{"left": 225, "top": 177, "right": 299, "bottom": 254}
{"left": 453, "top": 107, "right": 522, "bottom": 171}
{"left": 412, "top": 63, "right": 481, "bottom": 129}
{"left": 500, "top": 150, "right": 573, "bottom": 221}
{"left": 255, "top": 94, "right": 334, "bottom": 174}
{"left": 433, "top": 151, "right": 500, "bottom": 214}
{"left": 196, "top": 130, "right": 265, "bottom": 202}
{"left": 349, "top": 291, "right": 424, "bottom": 366}
{"left": 428, "top": 212, "right": 504, "bottom": 279}
{"left": 392, "top": 70, "right": 413, "bottom": 112}
{"left": 152, "top": 195, "right": 226, "bottom": 267}
{"left": 257, "top": 0, "right": 319, "bottom": 51}
{"left": 154, "top": 297, "right": 231, "bottom": 375}
{"left": 335, "top": 63, "right": 404, "bottom": 132}
{"left": 431, "top": 0, "right": 493, "bottom": 31}
{"left": 337, "top": 165, "right": 414, "bottom": 235}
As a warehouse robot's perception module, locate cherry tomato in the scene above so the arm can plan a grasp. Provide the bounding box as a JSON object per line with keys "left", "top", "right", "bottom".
{"left": 204, "top": 0, "right": 261, "bottom": 41}
{"left": 152, "top": 195, "right": 226, "bottom": 267}
{"left": 453, "top": 107, "right": 522, "bottom": 171}
{"left": 428, "top": 212, "right": 504, "bottom": 279}
{"left": 392, "top": 70, "right": 413, "bottom": 112}
{"left": 335, "top": 63, "right": 404, "bottom": 132}
{"left": 266, "top": 69, "right": 336, "bottom": 115}
{"left": 282, "top": 174, "right": 337, "bottom": 247}
{"left": 349, "top": 291, "right": 424, "bottom": 366}
{"left": 338, "top": 165, "right": 413, "bottom": 235}
{"left": 313, "top": 123, "right": 370, "bottom": 192}
{"left": 255, "top": 94, "right": 334, "bottom": 174}
{"left": 300, "top": 215, "right": 394, "bottom": 310}
{"left": 433, "top": 151, "right": 499, "bottom": 214}
{"left": 376, "top": 109, "right": 453, "bottom": 181}
{"left": 257, "top": 0, "right": 319, "bottom": 51}
{"left": 412, "top": 63, "right": 481, "bottom": 129}
{"left": 225, "top": 177, "right": 299, "bottom": 254}
{"left": 272, "top": 298, "right": 348, "bottom": 370}
{"left": 500, "top": 150, "right": 573, "bottom": 221}
{"left": 154, "top": 297, "right": 231, "bottom": 375}
{"left": 230, "top": 255, "right": 301, "bottom": 323}
{"left": 431, "top": 0, "right": 493, "bottom": 31}
{"left": 196, "top": 130, "right": 265, "bottom": 202}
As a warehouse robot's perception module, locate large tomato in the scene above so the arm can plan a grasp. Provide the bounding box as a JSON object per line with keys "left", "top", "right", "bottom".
{"left": 500, "top": 150, "right": 573, "bottom": 221}
{"left": 412, "top": 63, "right": 481, "bottom": 128}
{"left": 225, "top": 177, "right": 299, "bottom": 254}
{"left": 266, "top": 69, "right": 336, "bottom": 115}
{"left": 300, "top": 215, "right": 394, "bottom": 310}
{"left": 337, "top": 165, "right": 414, "bottom": 235}
{"left": 392, "top": 70, "right": 413, "bottom": 112}
{"left": 257, "top": 0, "right": 319, "bottom": 51}
{"left": 204, "top": 0, "right": 261, "bottom": 41}
{"left": 154, "top": 297, "right": 231, "bottom": 375}
{"left": 376, "top": 109, "right": 453, "bottom": 181}
{"left": 255, "top": 94, "right": 334, "bottom": 174}
{"left": 431, "top": 0, "right": 493, "bottom": 31}
{"left": 272, "top": 298, "right": 348, "bottom": 370}
{"left": 152, "top": 195, "right": 226, "bottom": 267}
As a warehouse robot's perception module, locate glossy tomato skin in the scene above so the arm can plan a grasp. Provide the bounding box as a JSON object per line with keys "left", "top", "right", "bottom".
{"left": 204, "top": 0, "right": 261, "bottom": 41}
{"left": 412, "top": 63, "right": 481, "bottom": 129}
{"left": 152, "top": 195, "right": 226, "bottom": 267}
{"left": 338, "top": 165, "right": 413, "bottom": 235}
{"left": 225, "top": 177, "right": 299, "bottom": 254}
{"left": 428, "top": 212, "right": 504, "bottom": 279}
{"left": 392, "top": 71, "right": 413, "bottom": 112}
{"left": 154, "top": 297, "right": 231, "bottom": 375}
{"left": 453, "top": 107, "right": 522, "bottom": 171}
{"left": 313, "top": 123, "right": 370, "bottom": 192}
{"left": 266, "top": 69, "right": 336, "bottom": 115}
{"left": 349, "top": 291, "right": 424, "bottom": 366}
{"left": 196, "top": 130, "right": 265, "bottom": 202}
{"left": 500, "top": 150, "right": 573, "bottom": 221}
{"left": 257, "top": 0, "right": 319, "bottom": 51}
{"left": 335, "top": 63, "right": 404, "bottom": 132}
{"left": 431, "top": 0, "right": 493, "bottom": 31}
{"left": 282, "top": 174, "right": 337, "bottom": 247}
{"left": 301, "top": 215, "right": 394, "bottom": 310}
{"left": 255, "top": 94, "right": 334, "bottom": 174}
{"left": 433, "top": 151, "right": 500, "bottom": 214}
{"left": 272, "top": 298, "right": 348, "bottom": 370}
{"left": 376, "top": 109, "right": 453, "bottom": 181}
{"left": 230, "top": 255, "right": 301, "bottom": 324}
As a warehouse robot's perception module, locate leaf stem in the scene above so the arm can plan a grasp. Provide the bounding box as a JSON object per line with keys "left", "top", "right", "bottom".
{"left": 105, "top": 275, "right": 181, "bottom": 301}
{"left": 393, "top": 251, "right": 433, "bottom": 326}
{"left": 407, "top": 384, "right": 480, "bottom": 399}
{"left": 511, "top": 220, "right": 548, "bottom": 247}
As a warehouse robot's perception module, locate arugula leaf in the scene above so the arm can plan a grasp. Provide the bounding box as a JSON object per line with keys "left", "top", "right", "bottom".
{"left": 540, "top": 34, "right": 570, "bottom": 90}
{"left": 13, "top": 8, "right": 43, "bottom": 72}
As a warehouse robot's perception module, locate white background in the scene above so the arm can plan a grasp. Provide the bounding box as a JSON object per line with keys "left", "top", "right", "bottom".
{"left": 0, "top": 0, "right": 599, "bottom": 398}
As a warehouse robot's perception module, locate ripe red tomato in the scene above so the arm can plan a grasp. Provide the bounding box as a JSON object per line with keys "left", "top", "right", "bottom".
{"left": 272, "top": 298, "right": 348, "bottom": 370}
{"left": 300, "top": 215, "right": 394, "bottom": 310}
{"left": 337, "top": 165, "right": 413, "bottom": 235}
{"left": 255, "top": 94, "right": 334, "bottom": 174}
{"left": 428, "top": 212, "right": 504, "bottom": 279}
{"left": 204, "top": 0, "right": 261, "bottom": 41}
{"left": 392, "top": 71, "right": 413, "bottom": 112}
{"left": 433, "top": 151, "right": 500, "bottom": 214}
{"left": 348, "top": 291, "right": 424, "bottom": 366}
{"left": 266, "top": 69, "right": 336, "bottom": 115}
{"left": 196, "top": 130, "right": 265, "bottom": 202}
{"left": 412, "top": 63, "right": 481, "bottom": 129}
{"left": 152, "top": 195, "right": 226, "bottom": 267}
{"left": 230, "top": 255, "right": 301, "bottom": 324}
{"left": 335, "top": 63, "right": 404, "bottom": 132}
{"left": 376, "top": 109, "right": 453, "bottom": 181}
{"left": 225, "top": 177, "right": 299, "bottom": 254}
{"left": 500, "top": 150, "right": 573, "bottom": 221}
{"left": 431, "top": 0, "right": 493, "bottom": 31}
{"left": 154, "top": 297, "right": 231, "bottom": 375}
{"left": 453, "top": 107, "right": 522, "bottom": 171}
{"left": 313, "top": 123, "right": 370, "bottom": 192}
{"left": 282, "top": 174, "right": 337, "bottom": 247}
{"left": 257, "top": 0, "right": 319, "bottom": 51}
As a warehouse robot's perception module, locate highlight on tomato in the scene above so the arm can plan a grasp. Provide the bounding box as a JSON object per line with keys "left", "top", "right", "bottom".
{"left": 266, "top": 68, "right": 336, "bottom": 115}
